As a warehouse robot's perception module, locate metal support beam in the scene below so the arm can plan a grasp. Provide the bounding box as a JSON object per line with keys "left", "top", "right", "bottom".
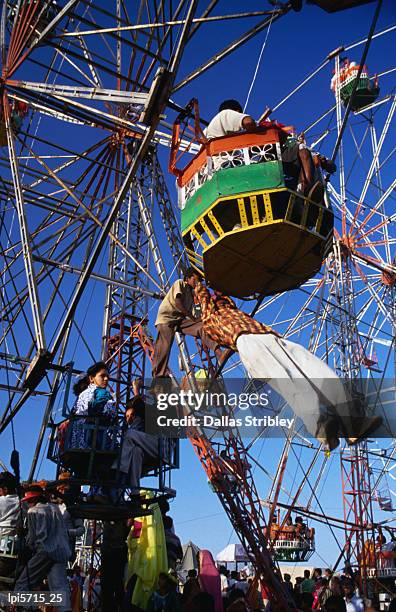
{"left": 4, "top": 96, "right": 46, "bottom": 351}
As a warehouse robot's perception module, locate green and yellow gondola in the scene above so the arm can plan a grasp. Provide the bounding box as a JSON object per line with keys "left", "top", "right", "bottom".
{"left": 170, "top": 115, "right": 333, "bottom": 299}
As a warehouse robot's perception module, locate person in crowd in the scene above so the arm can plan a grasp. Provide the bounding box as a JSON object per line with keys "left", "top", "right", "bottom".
{"left": 293, "top": 576, "right": 304, "bottom": 607}
{"left": 14, "top": 485, "right": 71, "bottom": 612}
{"left": 0, "top": 471, "right": 24, "bottom": 591}
{"left": 228, "top": 569, "right": 239, "bottom": 592}
{"left": 182, "top": 568, "right": 201, "bottom": 609}
{"left": 100, "top": 519, "right": 129, "bottom": 612}
{"left": 330, "top": 576, "right": 343, "bottom": 598}
{"left": 162, "top": 514, "right": 183, "bottom": 570}
{"left": 300, "top": 592, "right": 315, "bottom": 612}
{"left": 197, "top": 550, "right": 222, "bottom": 612}
{"left": 246, "top": 576, "right": 262, "bottom": 611}
{"left": 342, "top": 580, "right": 364, "bottom": 612}
{"left": 193, "top": 280, "right": 381, "bottom": 451}
{"left": 69, "top": 361, "right": 117, "bottom": 454}
{"left": 301, "top": 569, "right": 315, "bottom": 594}
{"left": 313, "top": 578, "right": 333, "bottom": 610}
{"left": 152, "top": 268, "right": 222, "bottom": 378}
{"left": 283, "top": 573, "right": 294, "bottom": 598}
{"left": 323, "top": 595, "right": 347, "bottom": 612}
{"left": 226, "top": 587, "right": 249, "bottom": 611}
{"left": 147, "top": 572, "right": 181, "bottom": 612}
{"left": 114, "top": 378, "right": 159, "bottom": 494}
{"left": 313, "top": 568, "right": 323, "bottom": 581}
{"left": 219, "top": 565, "right": 230, "bottom": 601}
{"left": 48, "top": 474, "right": 84, "bottom": 562}
{"left": 190, "top": 592, "right": 215, "bottom": 612}
{"left": 235, "top": 571, "right": 249, "bottom": 596}
{"left": 325, "top": 568, "right": 333, "bottom": 581}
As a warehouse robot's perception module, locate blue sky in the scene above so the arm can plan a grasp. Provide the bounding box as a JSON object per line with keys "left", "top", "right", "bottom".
{"left": 1, "top": 0, "right": 396, "bottom": 571}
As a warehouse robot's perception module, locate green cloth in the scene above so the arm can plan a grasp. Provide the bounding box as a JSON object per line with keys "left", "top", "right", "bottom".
{"left": 301, "top": 578, "right": 315, "bottom": 593}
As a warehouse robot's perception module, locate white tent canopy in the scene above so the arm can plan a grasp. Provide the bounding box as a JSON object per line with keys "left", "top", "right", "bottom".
{"left": 216, "top": 543, "right": 250, "bottom": 563}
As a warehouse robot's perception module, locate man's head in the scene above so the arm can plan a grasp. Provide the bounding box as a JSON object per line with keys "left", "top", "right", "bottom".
{"left": 303, "top": 569, "right": 311, "bottom": 579}
{"left": 158, "top": 572, "right": 171, "bottom": 592}
{"left": 218, "top": 99, "right": 243, "bottom": 113}
{"left": 230, "top": 570, "right": 239, "bottom": 580}
{"left": 125, "top": 395, "right": 145, "bottom": 425}
{"left": 342, "top": 580, "right": 355, "bottom": 600}
{"left": 284, "top": 573, "right": 291, "bottom": 583}
{"left": 183, "top": 267, "right": 201, "bottom": 288}
{"left": 325, "top": 568, "right": 333, "bottom": 579}
{"left": 187, "top": 569, "right": 197, "bottom": 579}
{"left": 22, "top": 485, "right": 46, "bottom": 507}
{"left": 314, "top": 568, "right": 322, "bottom": 579}
{"left": 0, "top": 472, "right": 17, "bottom": 496}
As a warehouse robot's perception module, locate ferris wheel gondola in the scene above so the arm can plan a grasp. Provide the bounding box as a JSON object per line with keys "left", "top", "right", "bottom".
{"left": 170, "top": 101, "right": 334, "bottom": 298}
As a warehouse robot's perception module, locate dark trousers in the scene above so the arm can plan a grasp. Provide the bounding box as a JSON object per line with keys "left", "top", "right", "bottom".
{"left": 152, "top": 318, "right": 218, "bottom": 377}
{"left": 0, "top": 556, "right": 17, "bottom": 591}
{"left": 14, "top": 551, "right": 54, "bottom": 591}
{"left": 100, "top": 547, "right": 127, "bottom": 612}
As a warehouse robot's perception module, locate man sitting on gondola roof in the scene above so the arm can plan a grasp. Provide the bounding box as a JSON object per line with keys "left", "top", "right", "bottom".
{"left": 205, "top": 99, "right": 325, "bottom": 203}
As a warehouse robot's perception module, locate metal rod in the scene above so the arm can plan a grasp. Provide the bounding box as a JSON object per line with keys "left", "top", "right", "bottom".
{"left": 172, "top": 9, "right": 287, "bottom": 93}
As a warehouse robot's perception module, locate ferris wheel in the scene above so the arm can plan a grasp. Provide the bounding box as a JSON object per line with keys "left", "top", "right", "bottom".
{"left": 0, "top": 0, "right": 395, "bottom": 608}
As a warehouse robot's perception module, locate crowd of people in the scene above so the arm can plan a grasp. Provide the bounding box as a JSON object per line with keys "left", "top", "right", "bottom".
{"left": 2, "top": 476, "right": 395, "bottom": 612}
{"left": 0, "top": 468, "right": 184, "bottom": 611}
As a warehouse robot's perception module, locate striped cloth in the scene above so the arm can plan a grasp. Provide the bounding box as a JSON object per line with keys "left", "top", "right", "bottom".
{"left": 194, "top": 282, "right": 274, "bottom": 350}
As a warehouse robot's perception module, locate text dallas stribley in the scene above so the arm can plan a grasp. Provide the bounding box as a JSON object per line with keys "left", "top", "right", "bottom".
{"left": 157, "top": 414, "right": 294, "bottom": 428}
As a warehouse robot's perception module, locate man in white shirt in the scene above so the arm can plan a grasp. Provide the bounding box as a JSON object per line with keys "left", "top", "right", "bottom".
{"left": 14, "top": 487, "right": 72, "bottom": 612}
{"left": 205, "top": 99, "right": 256, "bottom": 140}
{"left": 343, "top": 580, "right": 364, "bottom": 612}
{"left": 206, "top": 100, "right": 324, "bottom": 204}
{"left": 0, "top": 472, "right": 24, "bottom": 590}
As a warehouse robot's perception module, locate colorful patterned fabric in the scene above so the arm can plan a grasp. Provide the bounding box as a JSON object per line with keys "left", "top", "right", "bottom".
{"left": 69, "top": 384, "right": 116, "bottom": 449}
{"left": 194, "top": 282, "right": 274, "bottom": 350}
{"left": 73, "top": 384, "right": 115, "bottom": 417}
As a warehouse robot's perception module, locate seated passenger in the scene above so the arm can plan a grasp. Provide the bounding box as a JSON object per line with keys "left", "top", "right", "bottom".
{"left": 269, "top": 515, "right": 280, "bottom": 541}
{"left": 295, "top": 516, "right": 308, "bottom": 541}
{"left": 113, "top": 379, "right": 159, "bottom": 494}
{"left": 69, "top": 361, "right": 116, "bottom": 450}
{"left": 283, "top": 515, "right": 296, "bottom": 541}
{"left": 205, "top": 99, "right": 256, "bottom": 140}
